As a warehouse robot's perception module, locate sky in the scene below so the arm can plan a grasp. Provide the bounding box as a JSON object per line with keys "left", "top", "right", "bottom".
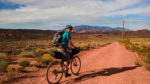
{"left": 0, "top": 0, "right": 150, "bottom": 30}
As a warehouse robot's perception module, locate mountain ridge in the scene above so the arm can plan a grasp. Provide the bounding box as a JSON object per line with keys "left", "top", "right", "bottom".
{"left": 73, "top": 25, "right": 131, "bottom": 32}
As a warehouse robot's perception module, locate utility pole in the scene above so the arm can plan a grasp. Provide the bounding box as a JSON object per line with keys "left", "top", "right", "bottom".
{"left": 122, "top": 20, "right": 125, "bottom": 40}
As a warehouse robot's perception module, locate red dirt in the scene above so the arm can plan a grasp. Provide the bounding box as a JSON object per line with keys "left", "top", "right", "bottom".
{"left": 6, "top": 42, "right": 150, "bottom": 84}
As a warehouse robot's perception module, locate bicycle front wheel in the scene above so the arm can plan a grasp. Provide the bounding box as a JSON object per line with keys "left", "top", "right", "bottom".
{"left": 70, "top": 56, "right": 81, "bottom": 75}
{"left": 46, "top": 61, "right": 63, "bottom": 84}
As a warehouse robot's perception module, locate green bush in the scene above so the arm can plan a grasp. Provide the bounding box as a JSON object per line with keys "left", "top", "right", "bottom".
{"left": 42, "top": 53, "right": 53, "bottom": 65}
{"left": 18, "top": 59, "right": 30, "bottom": 67}
{"left": 35, "top": 53, "right": 53, "bottom": 65}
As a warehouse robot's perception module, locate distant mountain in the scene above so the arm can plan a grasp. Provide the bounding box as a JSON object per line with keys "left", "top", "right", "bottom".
{"left": 0, "top": 28, "right": 150, "bottom": 40}
{"left": 0, "top": 29, "right": 55, "bottom": 39}
{"left": 73, "top": 25, "right": 130, "bottom": 32}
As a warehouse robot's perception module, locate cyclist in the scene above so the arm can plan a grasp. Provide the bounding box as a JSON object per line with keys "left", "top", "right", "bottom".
{"left": 57, "top": 25, "right": 75, "bottom": 77}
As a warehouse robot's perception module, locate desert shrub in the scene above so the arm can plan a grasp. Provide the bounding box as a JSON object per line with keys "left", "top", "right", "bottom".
{"left": 16, "top": 67, "right": 24, "bottom": 72}
{"left": 3, "top": 50, "right": 12, "bottom": 55}
{"left": 11, "top": 50, "right": 22, "bottom": 55}
{"left": 49, "top": 48, "right": 57, "bottom": 51}
{"left": 0, "top": 60, "right": 8, "bottom": 72}
{"left": 35, "top": 57, "right": 42, "bottom": 64}
{"left": 0, "top": 53, "right": 8, "bottom": 72}
{"left": 34, "top": 53, "right": 53, "bottom": 67}
{"left": 135, "top": 58, "right": 142, "bottom": 66}
{"left": 120, "top": 38, "right": 140, "bottom": 51}
{"left": 19, "top": 51, "right": 35, "bottom": 57}
{"left": 34, "top": 48, "right": 56, "bottom": 57}
{"left": 34, "top": 49, "right": 48, "bottom": 57}
{"left": 33, "top": 63, "right": 42, "bottom": 68}
{"left": 144, "top": 57, "right": 150, "bottom": 71}
{"left": 24, "top": 45, "right": 32, "bottom": 50}
{"left": 120, "top": 38, "right": 132, "bottom": 44}
{"left": 42, "top": 53, "right": 53, "bottom": 65}
{"left": 144, "top": 63, "right": 150, "bottom": 71}
{"left": 18, "top": 59, "right": 30, "bottom": 67}
{"left": 34, "top": 57, "right": 43, "bottom": 68}
{"left": 7, "top": 65, "right": 24, "bottom": 73}
{"left": 0, "top": 53, "right": 7, "bottom": 59}
{"left": 34, "top": 52, "right": 44, "bottom": 57}
{"left": 7, "top": 67, "right": 16, "bottom": 80}
{"left": 132, "top": 44, "right": 140, "bottom": 52}
{"left": 74, "top": 40, "right": 111, "bottom": 50}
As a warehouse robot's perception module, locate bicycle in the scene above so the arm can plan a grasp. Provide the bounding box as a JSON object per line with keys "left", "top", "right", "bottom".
{"left": 46, "top": 47, "right": 81, "bottom": 84}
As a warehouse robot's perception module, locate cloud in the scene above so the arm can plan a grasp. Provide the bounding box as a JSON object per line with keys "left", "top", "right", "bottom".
{"left": 0, "top": 0, "right": 150, "bottom": 30}
{"left": 111, "top": 5, "right": 150, "bottom": 16}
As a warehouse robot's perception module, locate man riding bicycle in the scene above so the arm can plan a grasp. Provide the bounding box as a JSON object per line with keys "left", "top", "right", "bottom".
{"left": 57, "top": 25, "right": 76, "bottom": 77}
{"left": 47, "top": 25, "right": 81, "bottom": 83}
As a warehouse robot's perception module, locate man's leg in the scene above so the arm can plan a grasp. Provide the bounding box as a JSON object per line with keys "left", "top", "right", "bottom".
{"left": 64, "top": 49, "right": 71, "bottom": 77}
{"left": 57, "top": 47, "right": 71, "bottom": 77}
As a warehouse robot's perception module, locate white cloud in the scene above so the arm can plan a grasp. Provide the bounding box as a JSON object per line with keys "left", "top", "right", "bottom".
{"left": 0, "top": 0, "right": 150, "bottom": 30}
{"left": 110, "top": 5, "right": 150, "bottom": 16}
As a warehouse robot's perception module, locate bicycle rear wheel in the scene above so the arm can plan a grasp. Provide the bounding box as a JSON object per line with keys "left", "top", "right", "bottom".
{"left": 70, "top": 56, "right": 81, "bottom": 75}
{"left": 46, "top": 61, "right": 63, "bottom": 84}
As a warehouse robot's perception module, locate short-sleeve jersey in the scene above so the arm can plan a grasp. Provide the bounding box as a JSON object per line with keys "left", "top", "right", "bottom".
{"left": 61, "top": 31, "right": 71, "bottom": 48}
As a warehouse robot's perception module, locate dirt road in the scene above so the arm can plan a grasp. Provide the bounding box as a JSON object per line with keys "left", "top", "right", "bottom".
{"left": 6, "top": 42, "right": 150, "bottom": 84}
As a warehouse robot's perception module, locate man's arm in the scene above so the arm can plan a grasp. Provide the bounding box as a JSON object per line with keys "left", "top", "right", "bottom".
{"left": 68, "top": 40, "right": 75, "bottom": 48}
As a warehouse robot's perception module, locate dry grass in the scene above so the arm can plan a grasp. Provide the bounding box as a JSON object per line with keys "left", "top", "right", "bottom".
{"left": 19, "top": 51, "right": 35, "bottom": 58}
{"left": 120, "top": 38, "right": 150, "bottom": 71}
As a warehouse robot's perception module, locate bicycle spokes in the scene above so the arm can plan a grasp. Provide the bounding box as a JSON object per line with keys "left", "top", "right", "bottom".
{"left": 46, "top": 61, "right": 63, "bottom": 84}
{"left": 46, "top": 56, "right": 81, "bottom": 84}
{"left": 52, "top": 69, "right": 58, "bottom": 80}
{"left": 73, "top": 59, "right": 77, "bottom": 66}
{"left": 71, "top": 56, "right": 81, "bottom": 75}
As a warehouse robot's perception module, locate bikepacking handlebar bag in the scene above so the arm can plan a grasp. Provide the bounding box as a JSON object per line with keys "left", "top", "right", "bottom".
{"left": 50, "top": 50, "right": 63, "bottom": 59}
{"left": 50, "top": 47, "right": 80, "bottom": 59}
{"left": 71, "top": 47, "right": 80, "bottom": 55}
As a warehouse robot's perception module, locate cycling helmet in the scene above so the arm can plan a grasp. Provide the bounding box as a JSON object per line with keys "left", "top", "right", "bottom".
{"left": 65, "top": 25, "right": 73, "bottom": 30}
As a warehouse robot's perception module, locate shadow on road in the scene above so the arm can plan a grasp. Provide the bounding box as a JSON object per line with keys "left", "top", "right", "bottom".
{"left": 61, "top": 66, "right": 138, "bottom": 84}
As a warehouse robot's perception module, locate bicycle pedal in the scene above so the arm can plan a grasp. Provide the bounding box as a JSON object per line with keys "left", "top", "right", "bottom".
{"left": 65, "top": 73, "right": 71, "bottom": 77}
